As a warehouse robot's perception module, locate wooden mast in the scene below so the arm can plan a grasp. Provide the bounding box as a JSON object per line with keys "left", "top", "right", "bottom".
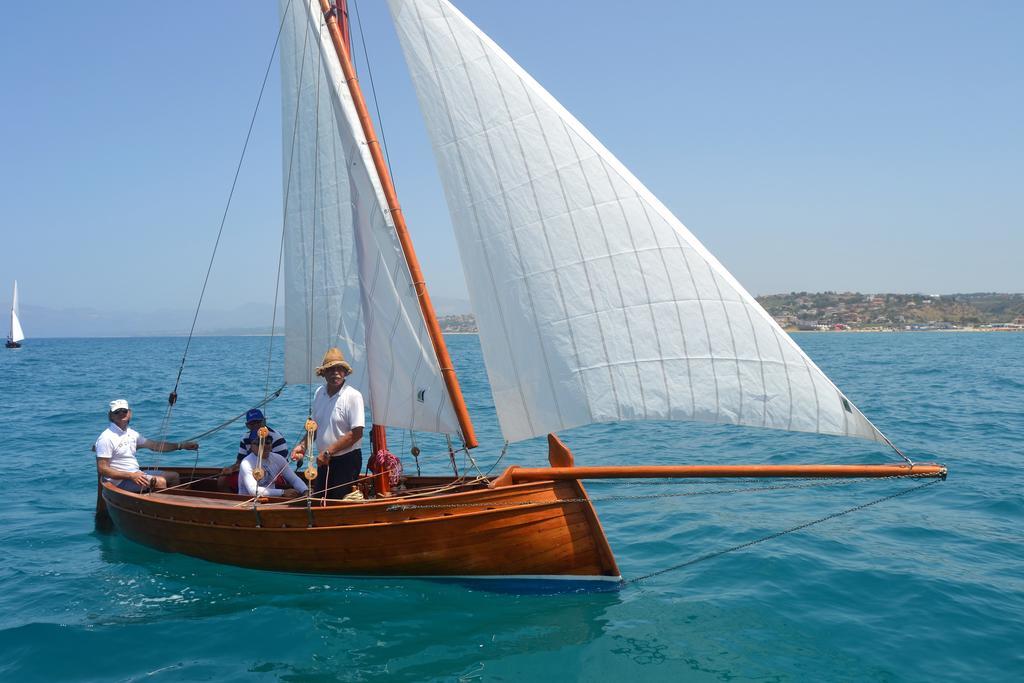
{"left": 317, "top": 0, "right": 478, "bottom": 448}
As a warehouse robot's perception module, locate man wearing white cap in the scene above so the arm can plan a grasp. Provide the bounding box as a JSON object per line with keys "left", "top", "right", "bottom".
{"left": 94, "top": 399, "right": 199, "bottom": 493}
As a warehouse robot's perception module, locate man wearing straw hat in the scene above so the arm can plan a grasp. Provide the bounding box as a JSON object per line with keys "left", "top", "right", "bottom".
{"left": 95, "top": 399, "right": 198, "bottom": 493}
{"left": 291, "top": 348, "right": 365, "bottom": 500}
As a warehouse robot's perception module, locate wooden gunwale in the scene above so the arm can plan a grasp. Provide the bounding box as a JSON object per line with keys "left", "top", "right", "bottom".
{"left": 103, "top": 489, "right": 590, "bottom": 537}
{"left": 102, "top": 480, "right": 587, "bottom": 529}
{"left": 105, "top": 493, "right": 595, "bottom": 540}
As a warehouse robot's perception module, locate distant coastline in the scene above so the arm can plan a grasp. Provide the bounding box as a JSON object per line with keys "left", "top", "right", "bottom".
{"left": 760, "top": 291, "right": 1024, "bottom": 332}
{"left": 439, "top": 292, "right": 1024, "bottom": 335}
{"left": 780, "top": 326, "right": 1021, "bottom": 333}
{"left": 16, "top": 293, "right": 1023, "bottom": 338}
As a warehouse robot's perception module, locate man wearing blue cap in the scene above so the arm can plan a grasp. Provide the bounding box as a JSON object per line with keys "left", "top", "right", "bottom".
{"left": 217, "top": 408, "right": 290, "bottom": 492}
{"left": 235, "top": 409, "right": 288, "bottom": 464}
{"left": 238, "top": 429, "right": 307, "bottom": 499}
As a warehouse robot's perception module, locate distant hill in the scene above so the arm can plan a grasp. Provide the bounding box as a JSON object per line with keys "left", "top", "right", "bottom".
{"left": 438, "top": 314, "right": 477, "bottom": 333}
{"left": 439, "top": 292, "right": 1024, "bottom": 334}
{"left": 756, "top": 292, "right": 1024, "bottom": 329}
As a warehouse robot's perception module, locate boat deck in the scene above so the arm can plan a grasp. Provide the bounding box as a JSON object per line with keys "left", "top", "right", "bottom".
{"left": 144, "top": 469, "right": 494, "bottom": 511}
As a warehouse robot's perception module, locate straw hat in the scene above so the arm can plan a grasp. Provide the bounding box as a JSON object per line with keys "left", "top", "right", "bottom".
{"left": 315, "top": 347, "right": 353, "bottom": 376}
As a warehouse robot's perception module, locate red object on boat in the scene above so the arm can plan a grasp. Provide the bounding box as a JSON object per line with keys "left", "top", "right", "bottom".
{"left": 368, "top": 448, "right": 403, "bottom": 495}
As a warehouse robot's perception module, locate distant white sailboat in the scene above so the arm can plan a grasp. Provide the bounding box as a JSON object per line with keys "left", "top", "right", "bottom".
{"left": 7, "top": 281, "right": 24, "bottom": 349}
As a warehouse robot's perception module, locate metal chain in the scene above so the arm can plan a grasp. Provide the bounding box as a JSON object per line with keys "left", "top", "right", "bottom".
{"left": 628, "top": 477, "right": 943, "bottom": 583}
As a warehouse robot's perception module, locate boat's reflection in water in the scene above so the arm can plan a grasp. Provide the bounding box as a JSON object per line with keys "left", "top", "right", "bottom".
{"left": 96, "top": 533, "right": 621, "bottom": 678}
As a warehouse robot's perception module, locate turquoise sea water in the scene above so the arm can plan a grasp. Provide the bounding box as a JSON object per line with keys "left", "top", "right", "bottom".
{"left": 0, "top": 333, "right": 1021, "bottom": 681}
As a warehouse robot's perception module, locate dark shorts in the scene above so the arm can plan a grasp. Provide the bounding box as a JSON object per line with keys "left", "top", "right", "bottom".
{"left": 113, "top": 470, "right": 173, "bottom": 493}
{"left": 115, "top": 476, "right": 153, "bottom": 493}
{"left": 313, "top": 449, "right": 362, "bottom": 500}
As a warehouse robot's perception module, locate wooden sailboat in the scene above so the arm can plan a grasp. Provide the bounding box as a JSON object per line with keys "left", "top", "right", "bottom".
{"left": 6, "top": 280, "right": 24, "bottom": 349}
{"left": 98, "top": 0, "right": 945, "bottom": 582}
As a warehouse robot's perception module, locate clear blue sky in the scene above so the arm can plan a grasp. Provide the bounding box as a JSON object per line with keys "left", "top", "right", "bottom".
{"left": 1, "top": 1, "right": 1021, "bottom": 321}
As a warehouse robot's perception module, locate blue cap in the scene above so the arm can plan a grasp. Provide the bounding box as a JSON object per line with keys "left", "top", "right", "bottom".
{"left": 245, "top": 408, "right": 265, "bottom": 423}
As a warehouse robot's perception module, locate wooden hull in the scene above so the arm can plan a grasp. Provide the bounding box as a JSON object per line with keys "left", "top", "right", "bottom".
{"left": 100, "top": 468, "right": 621, "bottom": 582}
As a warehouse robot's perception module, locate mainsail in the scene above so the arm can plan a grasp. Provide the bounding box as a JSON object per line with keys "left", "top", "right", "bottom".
{"left": 279, "top": 0, "right": 460, "bottom": 436}
{"left": 9, "top": 281, "right": 24, "bottom": 343}
{"left": 387, "top": 0, "right": 889, "bottom": 446}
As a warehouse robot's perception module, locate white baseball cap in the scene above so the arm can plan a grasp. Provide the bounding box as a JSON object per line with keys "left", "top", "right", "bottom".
{"left": 109, "top": 399, "right": 130, "bottom": 412}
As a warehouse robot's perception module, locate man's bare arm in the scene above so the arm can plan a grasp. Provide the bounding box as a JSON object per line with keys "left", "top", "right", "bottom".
{"left": 96, "top": 458, "right": 149, "bottom": 486}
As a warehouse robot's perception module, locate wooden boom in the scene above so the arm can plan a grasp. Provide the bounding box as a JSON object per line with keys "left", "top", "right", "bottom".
{"left": 491, "top": 463, "right": 947, "bottom": 487}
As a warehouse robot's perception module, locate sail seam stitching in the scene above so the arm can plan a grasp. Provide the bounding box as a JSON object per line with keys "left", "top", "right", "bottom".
{"left": 493, "top": 69, "right": 596, "bottom": 427}
{"left": 738, "top": 302, "right": 770, "bottom": 429}
{"left": 565, "top": 157, "right": 643, "bottom": 419}
{"left": 462, "top": 20, "right": 571, "bottom": 430}
{"left": 803, "top": 356, "right": 822, "bottom": 434}
{"left": 676, "top": 234, "right": 721, "bottom": 423}
{"left": 769, "top": 325, "right": 796, "bottom": 431}
{"left": 596, "top": 174, "right": 664, "bottom": 421}
{"left": 638, "top": 200, "right": 691, "bottom": 420}
{"left": 410, "top": 0, "right": 535, "bottom": 436}
{"left": 432, "top": 0, "right": 547, "bottom": 433}
{"left": 707, "top": 262, "right": 746, "bottom": 425}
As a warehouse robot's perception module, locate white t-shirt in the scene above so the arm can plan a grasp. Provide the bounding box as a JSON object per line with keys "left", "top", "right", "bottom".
{"left": 94, "top": 423, "right": 150, "bottom": 485}
{"left": 311, "top": 383, "right": 365, "bottom": 455}
{"left": 238, "top": 452, "right": 308, "bottom": 497}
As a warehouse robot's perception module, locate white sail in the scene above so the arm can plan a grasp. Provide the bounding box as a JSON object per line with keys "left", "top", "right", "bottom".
{"left": 9, "top": 281, "right": 24, "bottom": 343}
{"left": 387, "top": 0, "right": 889, "bottom": 446}
{"left": 279, "top": 0, "right": 460, "bottom": 436}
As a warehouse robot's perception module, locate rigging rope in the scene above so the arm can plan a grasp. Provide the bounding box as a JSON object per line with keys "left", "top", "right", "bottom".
{"left": 446, "top": 435, "right": 459, "bottom": 477}
{"left": 350, "top": 0, "right": 396, "bottom": 185}
{"left": 188, "top": 443, "right": 202, "bottom": 484}
{"left": 180, "top": 385, "right": 285, "bottom": 443}
{"left": 628, "top": 477, "right": 943, "bottom": 584}
{"left": 234, "top": 462, "right": 387, "bottom": 508}
{"left": 265, "top": 0, "right": 313, "bottom": 417}
{"left": 410, "top": 431, "right": 420, "bottom": 476}
{"left": 306, "top": 10, "right": 327, "bottom": 414}
{"left": 151, "top": 1, "right": 295, "bottom": 470}
{"left": 482, "top": 440, "right": 510, "bottom": 479}
{"left": 263, "top": 237, "right": 286, "bottom": 414}
{"left": 884, "top": 436, "right": 915, "bottom": 466}
{"left": 167, "top": 2, "right": 294, "bottom": 405}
